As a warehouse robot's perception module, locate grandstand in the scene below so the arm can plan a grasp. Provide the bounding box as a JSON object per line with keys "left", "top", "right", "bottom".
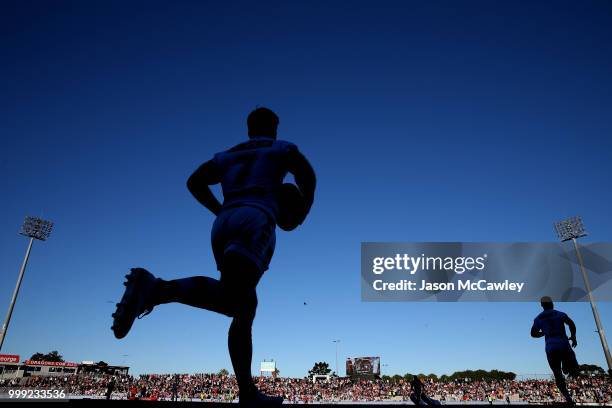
{"left": 0, "top": 371, "right": 609, "bottom": 404}
{"left": 0, "top": 355, "right": 608, "bottom": 404}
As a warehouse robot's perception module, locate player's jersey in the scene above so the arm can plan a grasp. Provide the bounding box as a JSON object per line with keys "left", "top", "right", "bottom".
{"left": 213, "top": 136, "right": 297, "bottom": 221}
{"left": 533, "top": 309, "right": 571, "bottom": 352}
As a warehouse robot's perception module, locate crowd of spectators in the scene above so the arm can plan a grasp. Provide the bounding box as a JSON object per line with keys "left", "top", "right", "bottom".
{"left": 1, "top": 373, "right": 610, "bottom": 404}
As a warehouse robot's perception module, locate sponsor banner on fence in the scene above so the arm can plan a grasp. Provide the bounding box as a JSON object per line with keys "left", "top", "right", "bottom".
{"left": 24, "top": 360, "right": 79, "bottom": 367}
{"left": 0, "top": 354, "right": 19, "bottom": 364}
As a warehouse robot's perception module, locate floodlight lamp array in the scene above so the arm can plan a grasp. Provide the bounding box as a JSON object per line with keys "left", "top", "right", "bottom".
{"left": 19, "top": 216, "right": 54, "bottom": 241}
{"left": 554, "top": 216, "right": 586, "bottom": 242}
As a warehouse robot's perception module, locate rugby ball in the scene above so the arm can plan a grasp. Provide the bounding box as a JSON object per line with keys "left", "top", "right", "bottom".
{"left": 277, "top": 183, "right": 306, "bottom": 231}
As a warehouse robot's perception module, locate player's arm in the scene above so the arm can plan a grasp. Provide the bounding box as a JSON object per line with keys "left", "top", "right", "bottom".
{"left": 286, "top": 147, "right": 316, "bottom": 222}
{"left": 187, "top": 159, "right": 223, "bottom": 216}
{"left": 530, "top": 320, "right": 544, "bottom": 338}
{"left": 563, "top": 314, "right": 578, "bottom": 347}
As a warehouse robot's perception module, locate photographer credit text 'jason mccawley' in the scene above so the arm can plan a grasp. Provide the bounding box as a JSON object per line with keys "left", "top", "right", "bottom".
{"left": 371, "top": 253, "right": 524, "bottom": 293}
{"left": 361, "top": 243, "right": 612, "bottom": 302}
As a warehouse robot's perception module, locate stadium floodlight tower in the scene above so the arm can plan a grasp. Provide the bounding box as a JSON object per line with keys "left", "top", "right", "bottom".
{"left": 554, "top": 216, "right": 612, "bottom": 374}
{"left": 0, "top": 216, "right": 53, "bottom": 351}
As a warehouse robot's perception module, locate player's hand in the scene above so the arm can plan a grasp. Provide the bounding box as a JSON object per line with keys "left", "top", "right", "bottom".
{"left": 569, "top": 336, "right": 577, "bottom": 348}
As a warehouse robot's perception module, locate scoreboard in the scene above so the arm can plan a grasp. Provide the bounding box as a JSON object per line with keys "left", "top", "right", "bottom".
{"left": 346, "top": 357, "right": 380, "bottom": 377}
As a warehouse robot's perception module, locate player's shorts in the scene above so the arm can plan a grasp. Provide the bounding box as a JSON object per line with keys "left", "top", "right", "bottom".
{"left": 546, "top": 346, "right": 579, "bottom": 377}
{"left": 211, "top": 205, "right": 276, "bottom": 273}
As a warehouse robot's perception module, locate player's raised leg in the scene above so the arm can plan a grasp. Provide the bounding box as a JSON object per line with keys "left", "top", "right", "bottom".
{"left": 112, "top": 268, "right": 241, "bottom": 339}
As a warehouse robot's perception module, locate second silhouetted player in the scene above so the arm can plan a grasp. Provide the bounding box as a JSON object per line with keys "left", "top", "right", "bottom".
{"left": 531, "top": 296, "right": 580, "bottom": 405}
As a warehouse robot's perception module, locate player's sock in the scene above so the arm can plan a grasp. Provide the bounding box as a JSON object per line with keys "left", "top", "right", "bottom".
{"left": 154, "top": 277, "right": 232, "bottom": 316}
{"left": 154, "top": 279, "right": 182, "bottom": 304}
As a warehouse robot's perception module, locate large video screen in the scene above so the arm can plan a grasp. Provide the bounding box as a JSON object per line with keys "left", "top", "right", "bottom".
{"left": 345, "top": 357, "right": 380, "bottom": 377}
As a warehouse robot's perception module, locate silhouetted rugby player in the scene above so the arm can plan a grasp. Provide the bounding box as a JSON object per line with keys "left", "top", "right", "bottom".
{"left": 409, "top": 375, "right": 440, "bottom": 406}
{"left": 531, "top": 296, "right": 580, "bottom": 405}
{"left": 112, "top": 107, "right": 316, "bottom": 408}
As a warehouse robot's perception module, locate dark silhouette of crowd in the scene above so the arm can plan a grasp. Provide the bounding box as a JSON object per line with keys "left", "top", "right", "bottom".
{"left": 1, "top": 373, "right": 609, "bottom": 403}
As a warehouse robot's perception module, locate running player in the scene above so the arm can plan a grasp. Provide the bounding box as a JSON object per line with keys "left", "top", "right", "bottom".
{"left": 111, "top": 107, "right": 316, "bottom": 407}
{"left": 531, "top": 296, "right": 580, "bottom": 405}
{"left": 409, "top": 375, "right": 440, "bottom": 406}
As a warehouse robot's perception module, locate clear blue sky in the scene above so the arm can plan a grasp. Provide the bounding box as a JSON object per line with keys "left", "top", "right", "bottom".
{"left": 1, "top": 0, "right": 612, "bottom": 378}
